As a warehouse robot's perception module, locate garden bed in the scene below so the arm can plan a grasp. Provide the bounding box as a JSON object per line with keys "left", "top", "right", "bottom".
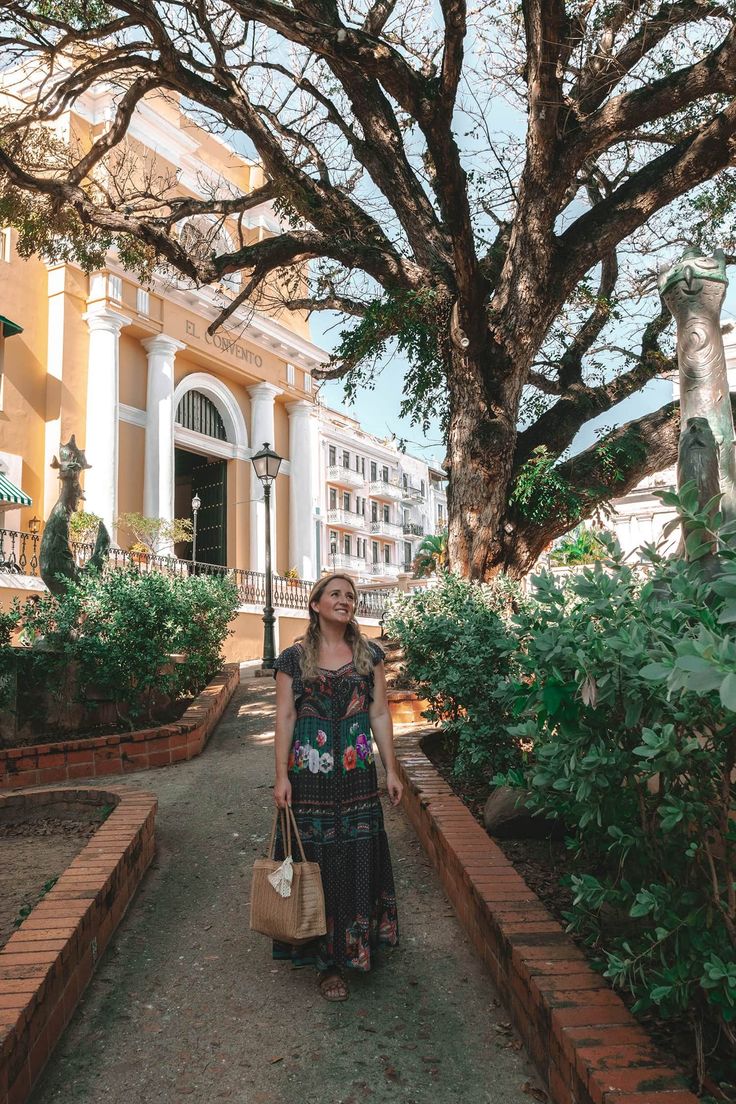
{"left": 0, "top": 812, "right": 107, "bottom": 953}
{"left": 421, "top": 728, "right": 736, "bottom": 1102}
{"left": 0, "top": 665, "right": 239, "bottom": 791}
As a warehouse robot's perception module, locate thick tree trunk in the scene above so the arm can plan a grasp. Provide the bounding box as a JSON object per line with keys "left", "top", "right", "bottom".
{"left": 446, "top": 347, "right": 518, "bottom": 579}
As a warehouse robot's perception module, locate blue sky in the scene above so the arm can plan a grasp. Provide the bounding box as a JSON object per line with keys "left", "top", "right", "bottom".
{"left": 313, "top": 277, "right": 736, "bottom": 468}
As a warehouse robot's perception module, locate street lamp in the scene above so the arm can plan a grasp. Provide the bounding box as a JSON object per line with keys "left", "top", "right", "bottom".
{"left": 250, "top": 442, "right": 283, "bottom": 669}
{"left": 191, "top": 494, "right": 201, "bottom": 564}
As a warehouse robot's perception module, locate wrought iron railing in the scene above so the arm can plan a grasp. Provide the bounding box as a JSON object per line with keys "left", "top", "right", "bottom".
{"left": 0, "top": 528, "right": 391, "bottom": 617}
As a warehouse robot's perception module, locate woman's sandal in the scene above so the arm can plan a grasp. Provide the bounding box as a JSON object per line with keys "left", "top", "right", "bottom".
{"left": 317, "top": 970, "right": 349, "bottom": 1002}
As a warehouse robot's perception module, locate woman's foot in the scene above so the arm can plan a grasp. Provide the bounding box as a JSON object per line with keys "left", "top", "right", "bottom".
{"left": 317, "top": 969, "right": 349, "bottom": 1002}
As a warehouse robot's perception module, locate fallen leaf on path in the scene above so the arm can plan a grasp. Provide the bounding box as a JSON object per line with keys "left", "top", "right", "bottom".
{"left": 270, "top": 1056, "right": 284, "bottom": 1064}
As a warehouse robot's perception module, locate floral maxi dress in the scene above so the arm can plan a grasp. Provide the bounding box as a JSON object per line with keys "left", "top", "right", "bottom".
{"left": 272, "top": 641, "right": 399, "bottom": 972}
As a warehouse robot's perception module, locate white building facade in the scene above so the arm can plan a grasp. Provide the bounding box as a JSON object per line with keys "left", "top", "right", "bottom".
{"left": 315, "top": 407, "right": 447, "bottom": 584}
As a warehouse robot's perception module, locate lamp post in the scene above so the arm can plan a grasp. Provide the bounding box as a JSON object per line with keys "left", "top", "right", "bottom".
{"left": 191, "top": 494, "right": 201, "bottom": 564}
{"left": 251, "top": 442, "right": 283, "bottom": 669}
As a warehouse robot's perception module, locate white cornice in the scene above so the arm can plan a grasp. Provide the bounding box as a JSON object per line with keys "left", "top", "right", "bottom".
{"left": 119, "top": 403, "right": 147, "bottom": 428}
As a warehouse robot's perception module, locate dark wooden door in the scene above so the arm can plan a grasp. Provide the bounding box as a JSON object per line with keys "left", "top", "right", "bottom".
{"left": 191, "top": 459, "right": 227, "bottom": 566}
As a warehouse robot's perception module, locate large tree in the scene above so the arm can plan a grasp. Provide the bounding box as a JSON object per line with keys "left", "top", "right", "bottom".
{"left": 1, "top": 0, "right": 736, "bottom": 577}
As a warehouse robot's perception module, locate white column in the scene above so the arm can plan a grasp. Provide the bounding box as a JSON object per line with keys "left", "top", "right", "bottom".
{"left": 286, "top": 400, "right": 319, "bottom": 581}
{"left": 82, "top": 307, "right": 130, "bottom": 536}
{"left": 248, "top": 383, "right": 282, "bottom": 572}
{"left": 142, "top": 334, "right": 185, "bottom": 523}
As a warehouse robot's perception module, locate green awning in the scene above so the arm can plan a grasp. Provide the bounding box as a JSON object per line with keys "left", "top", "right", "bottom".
{"left": 0, "top": 314, "right": 23, "bottom": 338}
{"left": 0, "top": 473, "right": 31, "bottom": 507}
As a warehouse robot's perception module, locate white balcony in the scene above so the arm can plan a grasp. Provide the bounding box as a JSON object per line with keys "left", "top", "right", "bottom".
{"left": 327, "top": 508, "right": 366, "bottom": 531}
{"left": 403, "top": 522, "right": 425, "bottom": 537}
{"left": 370, "top": 562, "right": 402, "bottom": 577}
{"left": 327, "top": 465, "right": 365, "bottom": 488}
{"left": 369, "top": 520, "right": 403, "bottom": 540}
{"left": 401, "top": 482, "right": 425, "bottom": 503}
{"left": 368, "top": 479, "right": 403, "bottom": 502}
{"left": 330, "top": 552, "right": 368, "bottom": 573}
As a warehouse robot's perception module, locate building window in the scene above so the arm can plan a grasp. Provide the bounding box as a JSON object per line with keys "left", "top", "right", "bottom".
{"left": 108, "top": 274, "right": 123, "bottom": 301}
{"left": 371, "top": 500, "right": 378, "bottom": 522}
{"left": 136, "top": 287, "right": 150, "bottom": 315}
{"left": 330, "top": 530, "right": 338, "bottom": 553}
{"left": 438, "top": 503, "right": 445, "bottom": 523}
{"left": 382, "top": 503, "right": 389, "bottom": 523}
{"left": 421, "top": 479, "right": 426, "bottom": 496}
{"left": 382, "top": 465, "right": 389, "bottom": 482}
{"left": 404, "top": 541, "right": 412, "bottom": 567}
{"left": 329, "top": 445, "right": 336, "bottom": 466}
{"left": 370, "top": 461, "right": 377, "bottom": 481}
{"left": 329, "top": 487, "right": 337, "bottom": 510}
{"left": 286, "top": 362, "right": 295, "bottom": 386}
{"left": 342, "top": 449, "right": 350, "bottom": 468}
{"left": 372, "top": 541, "right": 379, "bottom": 563}
{"left": 384, "top": 545, "right": 391, "bottom": 564}
{"left": 303, "top": 370, "right": 312, "bottom": 393}
{"left": 0, "top": 228, "right": 11, "bottom": 263}
{"left": 403, "top": 473, "right": 408, "bottom": 490}
{"left": 176, "top": 390, "right": 227, "bottom": 440}
{"left": 342, "top": 491, "right": 350, "bottom": 511}
{"left": 343, "top": 535, "right": 351, "bottom": 555}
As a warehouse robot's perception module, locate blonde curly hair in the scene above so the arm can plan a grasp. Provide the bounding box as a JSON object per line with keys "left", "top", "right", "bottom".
{"left": 299, "top": 574, "right": 374, "bottom": 679}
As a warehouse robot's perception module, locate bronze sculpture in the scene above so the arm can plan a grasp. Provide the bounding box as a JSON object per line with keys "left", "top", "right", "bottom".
{"left": 658, "top": 247, "right": 736, "bottom": 533}
{"left": 39, "top": 436, "right": 110, "bottom": 595}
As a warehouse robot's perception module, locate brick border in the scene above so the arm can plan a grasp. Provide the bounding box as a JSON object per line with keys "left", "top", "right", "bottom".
{"left": 0, "top": 665, "right": 239, "bottom": 791}
{"left": 387, "top": 690, "right": 430, "bottom": 724}
{"left": 0, "top": 786, "right": 157, "bottom": 1104}
{"left": 394, "top": 726, "right": 699, "bottom": 1104}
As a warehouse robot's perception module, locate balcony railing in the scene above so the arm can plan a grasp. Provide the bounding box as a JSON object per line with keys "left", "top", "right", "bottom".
{"left": 370, "top": 562, "right": 402, "bottom": 577}
{"left": 0, "top": 529, "right": 389, "bottom": 618}
{"left": 368, "top": 479, "right": 403, "bottom": 501}
{"left": 327, "top": 508, "right": 366, "bottom": 531}
{"left": 403, "top": 522, "right": 425, "bottom": 537}
{"left": 327, "top": 465, "right": 365, "bottom": 488}
{"left": 329, "top": 552, "right": 368, "bottom": 573}
{"left": 369, "top": 520, "right": 403, "bottom": 540}
{"left": 401, "top": 482, "right": 425, "bottom": 503}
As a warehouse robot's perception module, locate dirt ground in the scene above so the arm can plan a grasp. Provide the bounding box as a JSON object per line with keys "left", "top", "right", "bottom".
{"left": 0, "top": 817, "right": 100, "bottom": 951}
{"left": 23, "top": 681, "right": 546, "bottom": 1104}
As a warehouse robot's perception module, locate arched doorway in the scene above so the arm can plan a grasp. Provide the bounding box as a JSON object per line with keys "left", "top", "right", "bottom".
{"left": 174, "top": 391, "right": 228, "bottom": 565}
{"left": 172, "top": 373, "right": 249, "bottom": 568}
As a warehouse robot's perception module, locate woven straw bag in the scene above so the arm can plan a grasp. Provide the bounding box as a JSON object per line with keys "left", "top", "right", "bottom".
{"left": 250, "top": 805, "right": 326, "bottom": 944}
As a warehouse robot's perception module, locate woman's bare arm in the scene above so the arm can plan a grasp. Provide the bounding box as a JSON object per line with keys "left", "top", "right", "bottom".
{"left": 274, "top": 671, "right": 296, "bottom": 807}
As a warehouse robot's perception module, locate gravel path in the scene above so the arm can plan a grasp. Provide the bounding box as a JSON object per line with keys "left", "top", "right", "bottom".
{"left": 29, "top": 682, "right": 542, "bottom": 1104}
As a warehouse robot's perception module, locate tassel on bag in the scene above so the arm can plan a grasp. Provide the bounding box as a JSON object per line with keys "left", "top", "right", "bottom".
{"left": 250, "top": 805, "right": 326, "bottom": 944}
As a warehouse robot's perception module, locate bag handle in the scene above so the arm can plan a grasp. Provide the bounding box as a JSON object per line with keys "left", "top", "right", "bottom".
{"left": 266, "top": 805, "right": 308, "bottom": 864}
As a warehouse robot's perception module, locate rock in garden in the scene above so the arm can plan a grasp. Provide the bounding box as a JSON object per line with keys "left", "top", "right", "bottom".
{"left": 483, "top": 787, "right": 563, "bottom": 840}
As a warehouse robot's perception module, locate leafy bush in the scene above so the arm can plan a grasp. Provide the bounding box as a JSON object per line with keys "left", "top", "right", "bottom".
{"left": 513, "top": 494, "right": 736, "bottom": 1046}
{"left": 0, "top": 600, "right": 21, "bottom": 710}
{"left": 549, "top": 525, "right": 609, "bottom": 566}
{"left": 385, "top": 573, "right": 524, "bottom": 775}
{"left": 21, "top": 567, "right": 238, "bottom": 725}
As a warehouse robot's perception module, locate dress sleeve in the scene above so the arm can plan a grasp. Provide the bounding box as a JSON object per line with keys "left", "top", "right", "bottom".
{"left": 368, "top": 639, "right": 385, "bottom": 666}
{"left": 272, "top": 644, "right": 305, "bottom": 700}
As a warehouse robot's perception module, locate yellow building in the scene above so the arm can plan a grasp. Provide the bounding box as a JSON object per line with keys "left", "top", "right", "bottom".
{"left": 0, "top": 91, "right": 328, "bottom": 581}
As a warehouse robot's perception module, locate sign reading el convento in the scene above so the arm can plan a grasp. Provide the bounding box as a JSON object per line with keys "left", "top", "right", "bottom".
{"left": 185, "top": 318, "right": 263, "bottom": 369}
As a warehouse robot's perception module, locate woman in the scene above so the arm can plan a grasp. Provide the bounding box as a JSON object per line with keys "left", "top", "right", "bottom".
{"left": 273, "top": 573, "right": 402, "bottom": 1002}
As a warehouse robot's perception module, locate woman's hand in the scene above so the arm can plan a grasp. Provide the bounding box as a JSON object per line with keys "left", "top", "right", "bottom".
{"left": 273, "top": 776, "right": 292, "bottom": 809}
{"left": 386, "top": 769, "right": 403, "bottom": 807}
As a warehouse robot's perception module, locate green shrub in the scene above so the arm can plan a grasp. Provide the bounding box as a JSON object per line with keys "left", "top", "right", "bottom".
{"left": 21, "top": 567, "right": 239, "bottom": 725}
{"left": 0, "top": 600, "right": 21, "bottom": 711}
{"left": 385, "top": 573, "right": 524, "bottom": 775}
{"left": 513, "top": 493, "right": 736, "bottom": 1041}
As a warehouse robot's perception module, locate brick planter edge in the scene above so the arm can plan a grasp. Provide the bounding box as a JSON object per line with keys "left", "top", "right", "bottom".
{"left": 394, "top": 726, "right": 698, "bottom": 1104}
{"left": 0, "top": 665, "right": 239, "bottom": 791}
{"left": 0, "top": 786, "right": 157, "bottom": 1104}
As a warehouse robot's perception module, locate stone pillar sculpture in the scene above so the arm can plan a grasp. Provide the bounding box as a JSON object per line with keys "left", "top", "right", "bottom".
{"left": 39, "top": 436, "right": 110, "bottom": 596}
{"left": 658, "top": 247, "right": 736, "bottom": 527}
